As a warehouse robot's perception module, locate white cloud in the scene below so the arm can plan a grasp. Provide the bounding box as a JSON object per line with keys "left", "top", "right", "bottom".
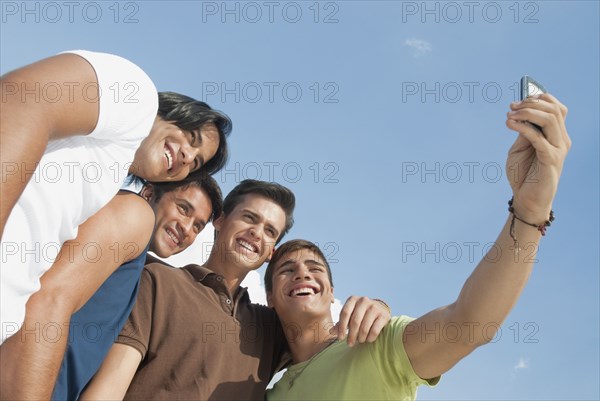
{"left": 404, "top": 38, "right": 432, "bottom": 57}
{"left": 514, "top": 357, "right": 529, "bottom": 371}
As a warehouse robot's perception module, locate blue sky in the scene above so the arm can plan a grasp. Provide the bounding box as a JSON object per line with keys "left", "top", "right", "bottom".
{"left": 2, "top": 1, "right": 598, "bottom": 399}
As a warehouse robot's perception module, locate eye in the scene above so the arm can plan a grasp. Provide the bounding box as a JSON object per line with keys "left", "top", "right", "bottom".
{"left": 266, "top": 228, "right": 276, "bottom": 237}
{"left": 178, "top": 204, "right": 189, "bottom": 214}
{"left": 192, "top": 157, "right": 201, "bottom": 172}
{"left": 194, "top": 222, "right": 204, "bottom": 233}
{"left": 190, "top": 130, "right": 197, "bottom": 145}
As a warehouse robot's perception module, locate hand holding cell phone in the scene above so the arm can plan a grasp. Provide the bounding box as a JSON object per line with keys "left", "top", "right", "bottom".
{"left": 520, "top": 75, "right": 547, "bottom": 133}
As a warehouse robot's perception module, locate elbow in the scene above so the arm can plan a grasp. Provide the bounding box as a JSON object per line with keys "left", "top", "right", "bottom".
{"left": 457, "top": 321, "right": 502, "bottom": 350}
{"left": 25, "top": 279, "right": 80, "bottom": 324}
{"left": 448, "top": 304, "right": 502, "bottom": 348}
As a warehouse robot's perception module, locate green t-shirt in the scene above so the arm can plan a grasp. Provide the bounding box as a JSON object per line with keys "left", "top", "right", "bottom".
{"left": 266, "top": 316, "right": 440, "bottom": 401}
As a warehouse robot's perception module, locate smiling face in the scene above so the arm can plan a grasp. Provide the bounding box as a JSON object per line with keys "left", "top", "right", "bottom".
{"left": 267, "top": 248, "right": 334, "bottom": 322}
{"left": 131, "top": 117, "right": 220, "bottom": 182}
{"left": 212, "top": 194, "right": 286, "bottom": 273}
{"left": 148, "top": 184, "right": 213, "bottom": 257}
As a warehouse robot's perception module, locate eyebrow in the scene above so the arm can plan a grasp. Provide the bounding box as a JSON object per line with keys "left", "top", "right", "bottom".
{"left": 178, "top": 197, "right": 195, "bottom": 212}
{"left": 240, "top": 208, "right": 281, "bottom": 238}
{"left": 240, "top": 208, "right": 257, "bottom": 218}
{"left": 275, "top": 258, "right": 326, "bottom": 272}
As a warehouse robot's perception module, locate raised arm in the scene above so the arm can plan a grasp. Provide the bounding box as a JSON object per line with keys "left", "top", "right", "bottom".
{"left": 0, "top": 192, "right": 154, "bottom": 400}
{"left": 403, "top": 94, "right": 571, "bottom": 380}
{"left": 0, "top": 53, "right": 99, "bottom": 239}
{"left": 80, "top": 343, "right": 143, "bottom": 401}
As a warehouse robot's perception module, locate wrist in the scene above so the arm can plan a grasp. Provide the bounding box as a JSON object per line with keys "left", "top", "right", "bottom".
{"left": 510, "top": 194, "right": 554, "bottom": 223}
{"left": 508, "top": 197, "right": 555, "bottom": 235}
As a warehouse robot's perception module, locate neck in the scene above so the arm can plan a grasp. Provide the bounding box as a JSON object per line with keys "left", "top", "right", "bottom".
{"left": 282, "top": 315, "right": 336, "bottom": 364}
{"left": 203, "top": 252, "right": 250, "bottom": 294}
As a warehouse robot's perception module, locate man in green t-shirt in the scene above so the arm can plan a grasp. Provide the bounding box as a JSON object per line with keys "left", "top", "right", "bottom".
{"left": 265, "top": 94, "right": 571, "bottom": 400}
{"left": 265, "top": 240, "right": 439, "bottom": 401}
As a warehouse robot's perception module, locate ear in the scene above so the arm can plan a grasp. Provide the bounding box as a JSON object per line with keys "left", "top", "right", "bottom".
{"left": 265, "top": 246, "right": 276, "bottom": 263}
{"left": 266, "top": 292, "right": 274, "bottom": 308}
{"left": 212, "top": 213, "right": 225, "bottom": 231}
{"left": 140, "top": 184, "right": 154, "bottom": 202}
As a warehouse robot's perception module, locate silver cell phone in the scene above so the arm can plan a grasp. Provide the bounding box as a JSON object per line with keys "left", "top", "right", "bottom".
{"left": 520, "top": 75, "right": 547, "bottom": 132}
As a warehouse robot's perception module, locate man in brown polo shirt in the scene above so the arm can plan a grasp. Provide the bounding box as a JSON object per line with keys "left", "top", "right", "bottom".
{"left": 82, "top": 180, "right": 391, "bottom": 400}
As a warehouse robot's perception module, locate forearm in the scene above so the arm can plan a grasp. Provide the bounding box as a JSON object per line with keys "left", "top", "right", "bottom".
{"left": 0, "top": 290, "right": 75, "bottom": 400}
{"left": 450, "top": 212, "right": 545, "bottom": 343}
{"left": 404, "top": 207, "right": 550, "bottom": 379}
{"left": 0, "top": 193, "right": 152, "bottom": 399}
{"left": 0, "top": 242, "right": 138, "bottom": 400}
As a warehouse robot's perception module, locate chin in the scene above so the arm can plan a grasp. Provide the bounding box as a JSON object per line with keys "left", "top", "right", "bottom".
{"left": 238, "top": 258, "right": 263, "bottom": 271}
{"left": 153, "top": 247, "right": 172, "bottom": 259}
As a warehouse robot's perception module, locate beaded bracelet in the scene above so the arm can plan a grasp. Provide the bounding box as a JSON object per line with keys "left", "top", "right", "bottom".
{"left": 508, "top": 197, "right": 555, "bottom": 251}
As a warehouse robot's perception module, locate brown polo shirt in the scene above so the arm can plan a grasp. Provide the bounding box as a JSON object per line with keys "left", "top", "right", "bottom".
{"left": 117, "top": 263, "right": 289, "bottom": 400}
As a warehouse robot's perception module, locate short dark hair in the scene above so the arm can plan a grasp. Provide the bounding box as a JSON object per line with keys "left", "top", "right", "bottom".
{"left": 150, "top": 174, "right": 223, "bottom": 222}
{"left": 222, "top": 179, "right": 295, "bottom": 243}
{"left": 158, "top": 92, "right": 232, "bottom": 176}
{"left": 264, "top": 239, "right": 333, "bottom": 293}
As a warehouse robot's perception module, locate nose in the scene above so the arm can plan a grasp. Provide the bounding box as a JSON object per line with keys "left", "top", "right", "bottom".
{"left": 293, "top": 264, "right": 311, "bottom": 281}
{"left": 249, "top": 225, "right": 262, "bottom": 240}
{"left": 179, "top": 217, "right": 194, "bottom": 240}
{"left": 180, "top": 141, "right": 199, "bottom": 166}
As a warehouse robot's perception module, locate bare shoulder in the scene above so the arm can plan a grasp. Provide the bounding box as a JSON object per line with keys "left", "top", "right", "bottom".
{"left": 112, "top": 191, "right": 155, "bottom": 240}
{"left": 1, "top": 52, "right": 100, "bottom": 137}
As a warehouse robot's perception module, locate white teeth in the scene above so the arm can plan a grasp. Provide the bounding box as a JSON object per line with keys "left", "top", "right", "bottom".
{"left": 238, "top": 240, "right": 257, "bottom": 253}
{"left": 291, "top": 287, "right": 316, "bottom": 296}
{"left": 167, "top": 228, "right": 179, "bottom": 245}
{"left": 165, "top": 147, "right": 173, "bottom": 170}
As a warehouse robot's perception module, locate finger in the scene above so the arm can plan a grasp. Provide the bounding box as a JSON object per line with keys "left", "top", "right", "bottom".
{"left": 365, "top": 315, "right": 389, "bottom": 343}
{"left": 509, "top": 98, "right": 567, "bottom": 147}
{"left": 539, "top": 93, "right": 568, "bottom": 119}
{"left": 336, "top": 296, "right": 357, "bottom": 341}
{"left": 346, "top": 299, "right": 369, "bottom": 347}
{"left": 540, "top": 93, "right": 571, "bottom": 148}
{"left": 355, "top": 309, "right": 377, "bottom": 344}
{"left": 506, "top": 119, "right": 556, "bottom": 165}
{"left": 506, "top": 108, "right": 562, "bottom": 148}
{"left": 512, "top": 93, "right": 567, "bottom": 121}
{"left": 506, "top": 116, "right": 549, "bottom": 146}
